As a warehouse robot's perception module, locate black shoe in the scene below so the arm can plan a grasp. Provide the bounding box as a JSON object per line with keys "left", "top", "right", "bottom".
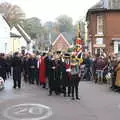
{"left": 43, "top": 86, "right": 46, "bottom": 88}
{"left": 64, "top": 94, "right": 66, "bottom": 97}
{"left": 76, "top": 97, "right": 80, "bottom": 100}
{"left": 32, "top": 82, "right": 34, "bottom": 84}
{"left": 55, "top": 91, "right": 60, "bottom": 95}
{"left": 114, "top": 88, "right": 120, "bottom": 92}
{"left": 72, "top": 97, "right": 75, "bottom": 100}
{"left": 68, "top": 94, "right": 70, "bottom": 97}
{"left": 13, "top": 86, "right": 16, "bottom": 89}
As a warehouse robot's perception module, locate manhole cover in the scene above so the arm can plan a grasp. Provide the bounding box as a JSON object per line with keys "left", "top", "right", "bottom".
{"left": 3, "top": 103, "right": 53, "bottom": 120}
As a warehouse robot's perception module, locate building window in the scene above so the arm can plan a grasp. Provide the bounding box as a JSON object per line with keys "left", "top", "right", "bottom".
{"left": 97, "top": 15, "right": 103, "bottom": 34}
{"left": 118, "top": 43, "right": 120, "bottom": 53}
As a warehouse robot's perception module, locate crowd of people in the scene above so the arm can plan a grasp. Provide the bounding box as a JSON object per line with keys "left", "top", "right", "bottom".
{"left": 0, "top": 51, "right": 120, "bottom": 100}
{"left": 0, "top": 51, "right": 81, "bottom": 100}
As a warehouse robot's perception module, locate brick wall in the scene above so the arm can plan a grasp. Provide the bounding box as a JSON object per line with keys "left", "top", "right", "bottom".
{"left": 88, "top": 11, "right": 120, "bottom": 54}
{"left": 52, "top": 36, "right": 69, "bottom": 51}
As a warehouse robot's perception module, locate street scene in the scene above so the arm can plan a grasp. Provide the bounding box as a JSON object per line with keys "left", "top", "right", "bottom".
{"left": 0, "top": 77, "right": 120, "bottom": 120}
{"left": 1, "top": 0, "right": 120, "bottom": 120}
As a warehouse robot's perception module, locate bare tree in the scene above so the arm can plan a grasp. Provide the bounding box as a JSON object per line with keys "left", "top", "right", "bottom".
{"left": 0, "top": 2, "right": 25, "bottom": 27}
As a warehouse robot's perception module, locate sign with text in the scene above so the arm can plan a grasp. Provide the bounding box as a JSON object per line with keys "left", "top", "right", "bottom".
{"left": 96, "top": 38, "right": 103, "bottom": 45}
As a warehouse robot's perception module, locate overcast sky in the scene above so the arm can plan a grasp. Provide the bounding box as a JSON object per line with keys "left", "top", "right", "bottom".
{"left": 0, "top": 0, "right": 100, "bottom": 24}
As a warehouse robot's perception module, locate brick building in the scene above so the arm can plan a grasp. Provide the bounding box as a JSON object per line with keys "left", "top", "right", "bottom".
{"left": 86, "top": 0, "right": 120, "bottom": 55}
{"left": 52, "top": 33, "right": 71, "bottom": 52}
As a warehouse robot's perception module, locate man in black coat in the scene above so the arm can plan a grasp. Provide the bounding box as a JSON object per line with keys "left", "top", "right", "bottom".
{"left": 48, "top": 56, "right": 57, "bottom": 95}
{"left": 23, "top": 54, "right": 30, "bottom": 83}
{"left": 55, "top": 59, "right": 62, "bottom": 95}
{"left": 60, "top": 60, "right": 67, "bottom": 96}
{"left": 0, "top": 53, "right": 7, "bottom": 81}
{"left": 28, "top": 54, "right": 38, "bottom": 84}
{"left": 12, "top": 52, "right": 22, "bottom": 89}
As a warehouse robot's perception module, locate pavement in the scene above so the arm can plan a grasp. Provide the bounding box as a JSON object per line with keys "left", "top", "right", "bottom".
{"left": 0, "top": 76, "right": 120, "bottom": 120}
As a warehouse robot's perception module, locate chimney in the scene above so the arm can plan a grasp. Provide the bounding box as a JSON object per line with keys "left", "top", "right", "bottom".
{"left": 101, "top": 0, "right": 109, "bottom": 8}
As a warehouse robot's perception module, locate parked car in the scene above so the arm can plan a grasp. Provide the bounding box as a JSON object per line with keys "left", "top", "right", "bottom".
{"left": 0, "top": 77, "right": 4, "bottom": 90}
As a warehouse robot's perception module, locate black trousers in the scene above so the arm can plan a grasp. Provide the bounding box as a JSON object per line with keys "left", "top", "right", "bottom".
{"left": 85, "top": 67, "right": 91, "bottom": 81}
{"left": 71, "top": 75, "right": 79, "bottom": 98}
{"left": 62, "top": 86, "right": 71, "bottom": 96}
{"left": 36, "top": 69, "right": 39, "bottom": 85}
{"left": 29, "top": 68, "right": 36, "bottom": 84}
{"left": 111, "top": 72, "right": 116, "bottom": 88}
{"left": 62, "top": 78, "right": 71, "bottom": 96}
{"left": 48, "top": 74, "right": 54, "bottom": 95}
{"left": 13, "top": 67, "right": 21, "bottom": 88}
{"left": 13, "top": 78, "right": 21, "bottom": 88}
{"left": 23, "top": 70, "right": 29, "bottom": 82}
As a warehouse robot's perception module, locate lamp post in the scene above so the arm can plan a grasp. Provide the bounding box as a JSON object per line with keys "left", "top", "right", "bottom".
{"left": 48, "top": 32, "right": 52, "bottom": 52}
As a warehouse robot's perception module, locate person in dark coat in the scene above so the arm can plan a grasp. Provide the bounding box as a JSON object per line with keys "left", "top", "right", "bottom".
{"left": 0, "top": 53, "right": 7, "bottom": 81}
{"left": 12, "top": 52, "right": 22, "bottom": 89}
{"left": 28, "top": 54, "right": 38, "bottom": 84}
{"left": 55, "top": 59, "right": 62, "bottom": 95}
{"left": 94, "top": 55, "right": 107, "bottom": 83}
{"left": 48, "top": 56, "right": 57, "bottom": 95}
{"left": 23, "top": 53, "right": 30, "bottom": 82}
{"left": 110, "top": 56, "right": 118, "bottom": 90}
{"left": 84, "top": 54, "right": 92, "bottom": 81}
{"left": 63, "top": 54, "right": 72, "bottom": 97}
{"left": 44, "top": 54, "right": 50, "bottom": 88}
{"left": 36, "top": 55, "right": 40, "bottom": 86}
{"left": 60, "top": 60, "right": 67, "bottom": 97}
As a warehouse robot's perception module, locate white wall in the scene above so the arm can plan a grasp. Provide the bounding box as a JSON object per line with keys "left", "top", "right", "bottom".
{"left": 11, "top": 26, "right": 33, "bottom": 54}
{"left": 11, "top": 27, "right": 27, "bottom": 51}
{"left": 0, "top": 15, "right": 10, "bottom": 53}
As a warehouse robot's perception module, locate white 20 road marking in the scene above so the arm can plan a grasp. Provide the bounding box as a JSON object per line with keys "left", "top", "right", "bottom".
{"left": 3, "top": 103, "right": 53, "bottom": 120}
{"left": 15, "top": 107, "right": 42, "bottom": 115}
{"left": 15, "top": 108, "right": 28, "bottom": 114}
{"left": 29, "top": 107, "right": 42, "bottom": 114}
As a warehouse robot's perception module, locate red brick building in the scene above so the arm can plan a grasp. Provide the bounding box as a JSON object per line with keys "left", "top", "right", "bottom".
{"left": 52, "top": 33, "right": 71, "bottom": 52}
{"left": 86, "top": 0, "right": 120, "bottom": 55}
